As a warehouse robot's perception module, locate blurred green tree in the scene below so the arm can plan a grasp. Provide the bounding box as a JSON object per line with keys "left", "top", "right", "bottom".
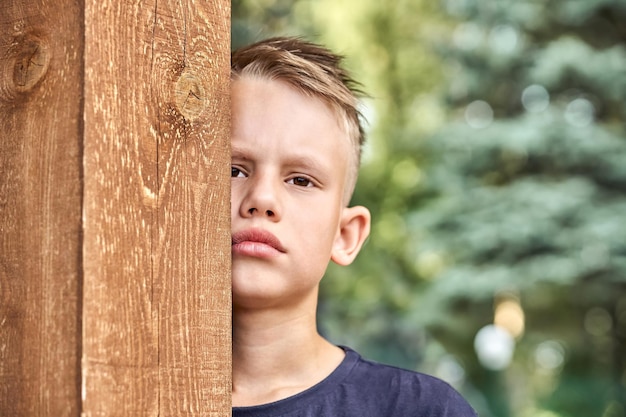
{"left": 232, "top": 1, "right": 626, "bottom": 416}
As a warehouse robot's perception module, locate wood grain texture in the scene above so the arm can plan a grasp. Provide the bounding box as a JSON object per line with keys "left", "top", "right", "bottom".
{"left": 0, "top": 0, "right": 83, "bottom": 415}
{"left": 81, "top": 0, "right": 231, "bottom": 416}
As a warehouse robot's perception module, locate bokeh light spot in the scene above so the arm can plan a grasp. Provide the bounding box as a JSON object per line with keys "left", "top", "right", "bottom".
{"left": 435, "top": 355, "right": 466, "bottom": 385}
{"left": 391, "top": 159, "right": 422, "bottom": 190}
{"left": 489, "top": 25, "right": 518, "bottom": 54}
{"left": 415, "top": 250, "right": 445, "bottom": 280}
{"left": 535, "top": 340, "right": 565, "bottom": 371}
{"left": 465, "top": 100, "right": 494, "bottom": 128}
{"left": 580, "top": 242, "right": 610, "bottom": 269}
{"left": 564, "top": 98, "right": 595, "bottom": 127}
{"left": 522, "top": 84, "right": 550, "bottom": 113}
{"left": 584, "top": 307, "right": 613, "bottom": 337}
{"left": 474, "top": 324, "right": 515, "bottom": 371}
{"left": 453, "top": 23, "right": 484, "bottom": 51}
{"left": 494, "top": 298, "right": 525, "bottom": 339}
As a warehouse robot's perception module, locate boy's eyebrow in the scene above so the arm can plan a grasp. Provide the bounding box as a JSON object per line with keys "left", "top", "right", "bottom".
{"left": 231, "top": 145, "right": 331, "bottom": 176}
{"left": 230, "top": 146, "right": 249, "bottom": 160}
{"left": 231, "top": 145, "right": 257, "bottom": 163}
{"left": 283, "top": 154, "right": 330, "bottom": 177}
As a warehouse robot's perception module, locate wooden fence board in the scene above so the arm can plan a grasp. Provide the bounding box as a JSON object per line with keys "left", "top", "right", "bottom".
{"left": 0, "top": 0, "right": 84, "bottom": 415}
{"left": 81, "top": 0, "right": 231, "bottom": 416}
{"left": 1, "top": 0, "right": 231, "bottom": 415}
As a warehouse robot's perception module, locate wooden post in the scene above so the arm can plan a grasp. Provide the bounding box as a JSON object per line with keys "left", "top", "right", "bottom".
{"left": 0, "top": 1, "right": 83, "bottom": 415}
{"left": 0, "top": 0, "right": 231, "bottom": 415}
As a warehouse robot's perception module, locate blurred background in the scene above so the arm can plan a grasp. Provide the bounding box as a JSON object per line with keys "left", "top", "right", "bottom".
{"left": 232, "top": 0, "right": 626, "bottom": 415}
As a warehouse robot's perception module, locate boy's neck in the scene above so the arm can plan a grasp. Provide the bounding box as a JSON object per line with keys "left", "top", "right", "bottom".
{"left": 232, "top": 303, "right": 345, "bottom": 407}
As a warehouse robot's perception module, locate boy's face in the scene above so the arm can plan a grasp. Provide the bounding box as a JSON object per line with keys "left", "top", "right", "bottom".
{"left": 231, "top": 77, "right": 354, "bottom": 309}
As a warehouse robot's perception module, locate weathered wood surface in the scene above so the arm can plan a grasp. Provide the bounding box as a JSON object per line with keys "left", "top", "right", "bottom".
{"left": 0, "top": 0, "right": 83, "bottom": 415}
{"left": 81, "top": 0, "right": 231, "bottom": 416}
{"left": 1, "top": 0, "right": 231, "bottom": 415}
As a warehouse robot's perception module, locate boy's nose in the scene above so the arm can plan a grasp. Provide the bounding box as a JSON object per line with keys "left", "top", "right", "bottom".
{"left": 240, "top": 177, "right": 281, "bottom": 221}
{"left": 247, "top": 207, "right": 276, "bottom": 217}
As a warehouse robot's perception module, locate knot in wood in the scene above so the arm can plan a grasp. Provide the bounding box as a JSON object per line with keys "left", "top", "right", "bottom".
{"left": 1, "top": 35, "right": 50, "bottom": 101}
{"left": 174, "top": 72, "right": 206, "bottom": 121}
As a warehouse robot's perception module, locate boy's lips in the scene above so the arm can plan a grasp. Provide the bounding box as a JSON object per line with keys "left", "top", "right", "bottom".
{"left": 231, "top": 228, "right": 286, "bottom": 257}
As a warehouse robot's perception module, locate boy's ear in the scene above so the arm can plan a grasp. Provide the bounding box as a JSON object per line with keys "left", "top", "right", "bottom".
{"left": 331, "top": 205, "right": 371, "bottom": 266}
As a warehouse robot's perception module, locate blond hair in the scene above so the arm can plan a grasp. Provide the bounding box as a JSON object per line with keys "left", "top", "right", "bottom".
{"left": 231, "top": 37, "right": 366, "bottom": 201}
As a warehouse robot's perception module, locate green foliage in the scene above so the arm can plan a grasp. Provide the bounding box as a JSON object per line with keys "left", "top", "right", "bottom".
{"left": 232, "top": 0, "right": 626, "bottom": 415}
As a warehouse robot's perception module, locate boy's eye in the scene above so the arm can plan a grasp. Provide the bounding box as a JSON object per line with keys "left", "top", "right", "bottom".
{"left": 231, "top": 167, "right": 246, "bottom": 178}
{"left": 288, "top": 176, "right": 313, "bottom": 187}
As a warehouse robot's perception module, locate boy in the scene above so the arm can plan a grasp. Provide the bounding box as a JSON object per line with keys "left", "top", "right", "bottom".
{"left": 231, "top": 37, "right": 477, "bottom": 416}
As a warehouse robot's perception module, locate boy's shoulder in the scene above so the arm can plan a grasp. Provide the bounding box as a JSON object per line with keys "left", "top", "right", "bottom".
{"left": 339, "top": 346, "right": 477, "bottom": 416}
{"left": 233, "top": 346, "right": 478, "bottom": 417}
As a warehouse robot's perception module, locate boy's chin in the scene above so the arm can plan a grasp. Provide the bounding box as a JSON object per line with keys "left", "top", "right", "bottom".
{"left": 232, "top": 285, "right": 320, "bottom": 314}
{"left": 232, "top": 294, "right": 282, "bottom": 313}
{"left": 231, "top": 281, "right": 282, "bottom": 311}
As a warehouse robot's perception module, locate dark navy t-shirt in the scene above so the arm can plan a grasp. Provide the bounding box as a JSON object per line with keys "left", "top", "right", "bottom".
{"left": 233, "top": 346, "right": 477, "bottom": 417}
